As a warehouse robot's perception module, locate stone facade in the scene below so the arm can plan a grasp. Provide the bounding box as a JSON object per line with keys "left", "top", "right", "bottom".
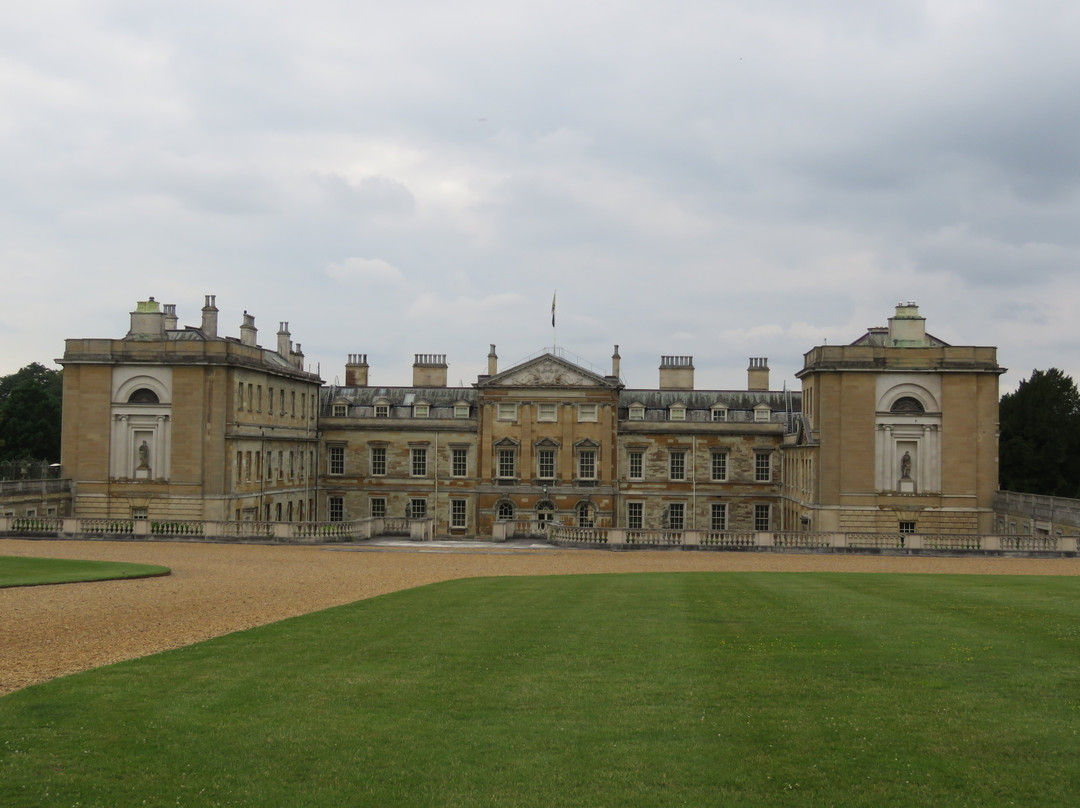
{"left": 52, "top": 298, "right": 1003, "bottom": 538}
{"left": 320, "top": 348, "right": 797, "bottom": 534}
{"left": 59, "top": 297, "right": 322, "bottom": 523}
{"left": 782, "top": 304, "right": 1003, "bottom": 535}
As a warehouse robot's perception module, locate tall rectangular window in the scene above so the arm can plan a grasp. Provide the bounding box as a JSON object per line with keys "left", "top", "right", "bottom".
{"left": 451, "top": 499, "right": 467, "bottom": 529}
{"left": 711, "top": 452, "right": 728, "bottom": 482}
{"left": 236, "top": 451, "right": 243, "bottom": 483}
{"left": 711, "top": 503, "right": 727, "bottom": 531}
{"left": 245, "top": 451, "right": 252, "bottom": 482}
{"left": 268, "top": 388, "right": 274, "bottom": 414}
{"left": 370, "top": 497, "right": 386, "bottom": 518}
{"left": 578, "top": 450, "right": 596, "bottom": 480}
{"left": 497, "top": 448, "right": 516, "bottom": 479}
{"left": 411, "top": 448, "right": 428, "bottom": 477}
{"left": 452, "top": 448, "right": 468, "bottom": 477}
{"left": 537, "top": 449, "right": 555, "bottom": 479}
{"left": 329, "top": 446, "right": 344, "bottom": 475}
{"left": 755, "top": 504, "right": 771, "bottom": 531}
{"left": 670, "top": 451, "right": 686, "bottom": 481}
{"left": 328, "top": 496, "right": 344, "bottom": 522}
{"left": 667, "top": 503, "right": 685, "bottom": 530}
{"left": 278, "top": 451, "right": 284, "bottom": 479}
{"left": 755, "top": 452, "right": 771, "bottom": 482}
{"left": 370, "top": 447, "right": 387, "bottom": 476}
{"left": 266, "top": 451, "right": 273, "bottom": 481}
{"left": 628, "top": 451, "right": 644, "bottom": 481}
{"left": 627, "top": 502, "right": 643, "bottom": 529}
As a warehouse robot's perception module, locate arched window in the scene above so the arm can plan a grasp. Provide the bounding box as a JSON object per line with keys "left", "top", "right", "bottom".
{"left": 577, "top": 502, "right": 594, "bottom": 528}
{"left": 496, "top": 500, "right": 515, "bottom": 521}
{"left": 890, "top": 396, "right": 925, "bottom": 414}
{"left": 536, "top": 501, "right": 555, "bottom": 523}
{"left": 127, "top": 388, "right": 160, "bottom": 404}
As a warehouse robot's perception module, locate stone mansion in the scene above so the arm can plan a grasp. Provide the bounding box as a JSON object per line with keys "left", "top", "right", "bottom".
{"left": 56, "top": 297, "right": 1003, "bottom": 536}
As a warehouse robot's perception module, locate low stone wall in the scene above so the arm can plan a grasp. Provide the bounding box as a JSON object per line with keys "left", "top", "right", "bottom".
{"left": 0, "top": 516, "right": 434, "bottom": 543}
{"left": 547, "top": 526, "right": 1080, "bottom": 555}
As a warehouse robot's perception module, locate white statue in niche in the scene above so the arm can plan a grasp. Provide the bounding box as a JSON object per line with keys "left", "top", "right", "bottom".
{"left": 136, "top": 440, "right": 151, "bottom": 472}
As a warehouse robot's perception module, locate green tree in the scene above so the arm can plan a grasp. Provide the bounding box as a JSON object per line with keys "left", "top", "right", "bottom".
{"left": 999, "top": 368, "right": 1080, "bottom": 497}
{"left": 0, "top": 363, "right": 63, "bottom": 462}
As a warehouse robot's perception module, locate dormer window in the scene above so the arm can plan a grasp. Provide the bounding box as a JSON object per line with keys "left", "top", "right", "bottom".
{"left": 413, "top": 403, "right": 430, "bottom": 418}
{"left": 332, "top": 403, "right": 347, "bottom": 417}
{"left": 454, "top": 402, "right": 470, "bottom": 418}
{"left": 711, "top": 406, "right": 727, "bottom": 422}
{"left": 669, "top": 404, "right": 686, "bottom": 422}
{"left": 628, "top": 403, "right": 645, "bottom": 421}
{"left": 374, "top": 400, "right": 390, "bottom": 418}
{"left": 754, "top": 405, "right": 771, "bottom": 423}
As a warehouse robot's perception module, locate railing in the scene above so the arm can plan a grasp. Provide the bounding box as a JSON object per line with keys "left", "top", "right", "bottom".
{"left": 150, "top": 521, "right": 206, "bottom": 538}
{"left": 0, "top": 516, "right": 431, "bottom": 543}
{"left": 846, "top": 533, "right": 906, "bottom": 549}
{"left": 1001, "top": 535, "right": 1059, "bottom": 552}
{"left": 382, "top": 518, "right": 410, "bottom": 536}
{"left": 2, "top": 516, "right": 1077, "bottom": 555}
{"left": 625, "top": 529, "right": 682, "bottom": 546}
{"left": 773, "top": 531, "right": 830, "bottom": 549}
{"left": 10, "top": 516, "right": 63, "bottom": 534}
{"left": 548, "top": 525, "right": 607, "bottom": 545}
{"left": 700, "top": 531, "right": 755, "bottom": 548}
{"left": 80, "top": 518, "right": 136, "bottom": 537}
{"left": 923, "top": 534, "right": 984, "bottom": 551}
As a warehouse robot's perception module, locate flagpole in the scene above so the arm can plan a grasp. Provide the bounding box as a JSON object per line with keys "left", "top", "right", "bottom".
{"left": 551, "top": 290, "right": 557, "bottom": 354}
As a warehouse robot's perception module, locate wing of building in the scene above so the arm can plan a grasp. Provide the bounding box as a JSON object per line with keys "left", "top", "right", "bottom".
{"left": 784, "top": 303, "right": 1004, "bottom": 534}
{"left": 58, "top": 296, "right": 322, "bottom": 523}
{"left": 54, "top": 298, "right": 1001, "bottom": 538}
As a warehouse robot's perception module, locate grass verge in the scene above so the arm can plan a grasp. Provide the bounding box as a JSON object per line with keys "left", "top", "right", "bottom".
{"left": 0, "top": 556, "right": 170, "bottom": 588}
{"left": 2, "top": 572, "right": 1079, "bottom": 807}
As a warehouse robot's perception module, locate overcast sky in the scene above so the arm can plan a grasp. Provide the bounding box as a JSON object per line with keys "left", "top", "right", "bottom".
{"left": 3, "top": 1, "right": 1078, "bottom": 392}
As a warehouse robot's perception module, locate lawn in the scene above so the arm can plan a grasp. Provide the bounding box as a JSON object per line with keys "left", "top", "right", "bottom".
{"left": 0, "top": 555, "right": 170, "bottom": 588}
{"left": 1, "top": 572, "right": 1078, "bottom": 807}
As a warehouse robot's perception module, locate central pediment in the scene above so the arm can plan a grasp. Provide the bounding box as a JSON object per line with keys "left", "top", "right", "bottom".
{"left": 478, "top": 354, "right": 619, "bottom": 389}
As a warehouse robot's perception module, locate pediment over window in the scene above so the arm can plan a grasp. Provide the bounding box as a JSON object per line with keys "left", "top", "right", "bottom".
{"left": 574, "top": 438, "right": 600, "bottom": 449}
{"left": 534, "top": 437, "right": 561, "bottom": 448}
{"left": 494, "top": 437, "right": 520, "bottom": 448}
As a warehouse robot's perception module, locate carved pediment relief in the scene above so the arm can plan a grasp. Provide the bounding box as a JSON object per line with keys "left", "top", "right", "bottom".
{"left": 481, "top": 355, "right": 616, "bottom": 389}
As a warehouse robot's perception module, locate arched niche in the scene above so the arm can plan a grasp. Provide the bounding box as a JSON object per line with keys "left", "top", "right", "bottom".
{"left": 110, "top": 368, "right": 173, "bottom": 481}
{"left": 874, "top": 381, "right": 941, "bottom": 494}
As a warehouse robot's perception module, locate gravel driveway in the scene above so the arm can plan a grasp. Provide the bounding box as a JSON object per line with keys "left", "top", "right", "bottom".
{"left": 3, "top": 538, "right": 1077, "bottom": 695}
